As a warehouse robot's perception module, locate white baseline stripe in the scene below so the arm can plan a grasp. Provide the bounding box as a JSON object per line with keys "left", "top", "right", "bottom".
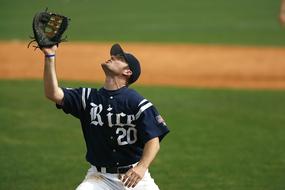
{"left": 82, "top": 88, "right": 86, "bottom": 110}
{"left": 135, "top": 102, "right": 153, "bottom": 119}
{"left": 138, "top": 99, "right": 148, "bottom": 106}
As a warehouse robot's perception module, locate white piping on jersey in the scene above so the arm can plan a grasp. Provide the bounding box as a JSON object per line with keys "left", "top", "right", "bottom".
{"left": 138, "top": 99, "right": 148, "bottom": 106}
{"left": 82, "top": 88, "right": 86, "bottom": 110}
{"left": 82, "top": 88, "right": 91, "bottom": 110}
{"left": 135, "top": 102, "right": 153, "bottom": 119}
{"left": 87, "top": 88, "right": 91, "bottom": 99}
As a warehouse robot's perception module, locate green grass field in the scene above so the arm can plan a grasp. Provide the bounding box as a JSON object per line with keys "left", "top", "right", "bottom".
{"left": 0, "top": 0, "right": 284, "bottom": 46}
{"left": 0, "top": 80, "right": 285, "bottom": 190}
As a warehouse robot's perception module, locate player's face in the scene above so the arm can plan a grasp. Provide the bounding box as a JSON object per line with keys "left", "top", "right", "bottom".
{"left": 101, "top": 55, "right": 132, "bottom": 77}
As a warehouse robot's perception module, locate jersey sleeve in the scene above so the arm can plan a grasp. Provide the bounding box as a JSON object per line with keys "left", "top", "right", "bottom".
{"left": 56, "top": 87, "right": 92, "bottom": 118}
{"left": 135, "top": 99, "right": 170, "bottom": 144}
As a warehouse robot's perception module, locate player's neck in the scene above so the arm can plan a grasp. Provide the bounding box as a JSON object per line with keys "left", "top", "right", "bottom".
{"left": 104, "top": 77, "right": 127, "bottom": 90}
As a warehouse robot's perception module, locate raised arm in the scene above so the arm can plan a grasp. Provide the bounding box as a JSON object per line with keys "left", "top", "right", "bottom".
{"left": 41, "top": 46, "right": 64, "bottom": 105}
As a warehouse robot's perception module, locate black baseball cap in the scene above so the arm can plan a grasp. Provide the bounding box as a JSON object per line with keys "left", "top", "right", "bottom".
{"left": 110, "top": 43, "right": 141, "bottom": 84}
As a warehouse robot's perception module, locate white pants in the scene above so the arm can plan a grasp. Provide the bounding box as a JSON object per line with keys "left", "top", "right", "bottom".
{"left": 75, "top": 165, "right": 160, "bottom": 190}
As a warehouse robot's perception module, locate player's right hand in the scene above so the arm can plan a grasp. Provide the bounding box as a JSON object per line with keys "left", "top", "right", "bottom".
{"left": 119, "top": 165, "right": 147, "bottom": 188}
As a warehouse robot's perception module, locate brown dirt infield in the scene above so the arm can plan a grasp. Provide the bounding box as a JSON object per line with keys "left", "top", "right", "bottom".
{"left": 1, "top": 41, "right": 285, "bottom": 89}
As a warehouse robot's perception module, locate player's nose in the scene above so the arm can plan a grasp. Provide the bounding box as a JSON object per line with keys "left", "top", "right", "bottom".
{"left": 105, "top": 59, "right": 112, "bottom": 64}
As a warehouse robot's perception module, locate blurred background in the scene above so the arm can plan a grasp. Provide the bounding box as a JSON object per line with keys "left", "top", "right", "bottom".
{"left": 0, "top": 0, "right": 284, "bottom": 44}
{"left": 0, "top": 0, "right": 285, "bottom": 190}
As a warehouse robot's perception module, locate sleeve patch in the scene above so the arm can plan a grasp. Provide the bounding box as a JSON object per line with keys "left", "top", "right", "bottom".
{"left": 156, "top": 115, "right": 167, "bottom": 126}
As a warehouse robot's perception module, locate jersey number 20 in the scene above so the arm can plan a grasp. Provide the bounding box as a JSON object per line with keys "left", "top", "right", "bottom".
{"left": 116, "top": 128, "right": 137, "bottom": 145}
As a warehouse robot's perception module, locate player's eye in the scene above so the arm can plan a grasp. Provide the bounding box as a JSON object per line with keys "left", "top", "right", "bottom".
{"left": 117, "top": 56, "right": 126, "bottom": 62}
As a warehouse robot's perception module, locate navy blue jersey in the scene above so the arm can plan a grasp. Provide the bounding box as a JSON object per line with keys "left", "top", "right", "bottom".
{"left": 56, "top": 86, "right": 169, "bottom": 167}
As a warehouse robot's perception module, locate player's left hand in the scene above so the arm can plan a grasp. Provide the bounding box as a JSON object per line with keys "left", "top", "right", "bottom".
{"left": 41, "top": 45, "right": 58, "bottom": 56}
{"left": 119, "top": 164, "right": 147, "bottom": 188}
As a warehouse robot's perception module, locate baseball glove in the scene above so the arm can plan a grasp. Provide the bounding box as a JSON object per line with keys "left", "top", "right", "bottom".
{"left": 28, "top": 9, "right": 70, "bottom": 49}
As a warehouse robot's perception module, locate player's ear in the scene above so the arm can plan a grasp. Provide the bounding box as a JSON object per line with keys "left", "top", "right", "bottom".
{"left": 123, "top": 68, "right": 132, "bottom": 77}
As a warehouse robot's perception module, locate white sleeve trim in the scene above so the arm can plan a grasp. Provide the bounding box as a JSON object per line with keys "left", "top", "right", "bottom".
{"left": 135, "top": 102, "right": 153, "bottom": 119}
{"left": 87, "top": 88, "right": 91, "bottom": 99}
{"left": 138, "top": 99, "right": 148, "bottom": 106}
{"left": 82, "top": 88, "right": 86, "bottom": 110}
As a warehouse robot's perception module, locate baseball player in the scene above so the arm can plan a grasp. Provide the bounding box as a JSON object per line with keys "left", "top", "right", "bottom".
{"left": 41, "top": 43, "right": 169, "bottom": 190}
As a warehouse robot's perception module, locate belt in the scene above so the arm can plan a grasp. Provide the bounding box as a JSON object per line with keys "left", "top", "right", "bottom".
{"left": 95, "top": 165, "right": 133, "bottom": 174}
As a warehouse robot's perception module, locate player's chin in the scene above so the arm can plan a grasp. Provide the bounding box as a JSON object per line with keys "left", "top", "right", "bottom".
{"left": 101, "top": 62, "right": 109, "bottom": 68}
{"left": 101, "top": 63, "right": 112, "bottom": 73}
